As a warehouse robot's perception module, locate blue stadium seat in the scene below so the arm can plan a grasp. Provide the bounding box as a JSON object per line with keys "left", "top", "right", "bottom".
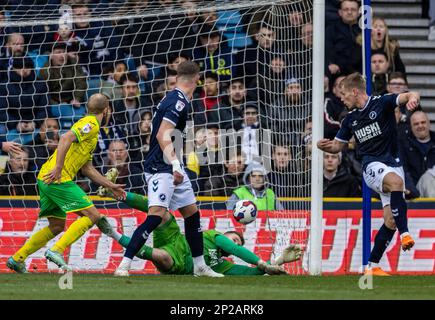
{"left": 50, "top": 103, "right": 86, "bottom": 130}
{"left": 87, "top": 78, "right": 102, "bottom": 100}
{"left": 28, "top": 50, "right": 49, "bottom": 78}
{"left": 6, "top": 129, "right": 40, "bottom": 145}
{"left": 216, "top": 10, "right": 253, "bottom": 49}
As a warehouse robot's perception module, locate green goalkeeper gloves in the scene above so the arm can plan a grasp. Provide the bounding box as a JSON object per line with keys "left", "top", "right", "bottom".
{"left": 257, "top": 260, "right": 287, "bottom": 275}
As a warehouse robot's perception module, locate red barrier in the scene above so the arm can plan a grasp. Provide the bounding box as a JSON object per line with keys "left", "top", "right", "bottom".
{"left": 1, "top": 208, "right": 434, "bottom": 274}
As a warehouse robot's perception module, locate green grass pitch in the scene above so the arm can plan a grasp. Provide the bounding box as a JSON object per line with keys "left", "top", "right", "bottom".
{"left": 0, "top": 274, "right": 435, "bottom": 300}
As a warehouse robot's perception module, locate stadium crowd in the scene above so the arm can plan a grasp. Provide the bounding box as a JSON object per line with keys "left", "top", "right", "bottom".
{"left": 0, "top": 0, "right": 434, "bottom": 204}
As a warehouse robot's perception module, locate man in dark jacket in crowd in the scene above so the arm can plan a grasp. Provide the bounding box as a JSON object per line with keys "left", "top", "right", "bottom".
{"left": 0, "top": 148, "right": 37, "bottom": 196}
{"left": 325, "top": 0, "right": 361, "bottom": 76}
{"left": 0, "top": 57, "right": 48, "bottom": 132}
{"left": 207, "top": 78, "right": 246, "bottom": 130}
{"left": 25, "top": 118, "right": 59, "bottom": 171}
{"left": 203, "top": 151, "right": 245, "bottom": 197}
{"left": 323, "top": 152, "right": 361, "bottom": 197}
{"left": 399, "top": 110, "right": 435, "bottom": 186}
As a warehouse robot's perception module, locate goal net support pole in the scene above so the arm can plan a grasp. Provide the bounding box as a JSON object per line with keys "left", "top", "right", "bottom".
{"left": 309, "top": 0, "right": 325, "bottom": 276}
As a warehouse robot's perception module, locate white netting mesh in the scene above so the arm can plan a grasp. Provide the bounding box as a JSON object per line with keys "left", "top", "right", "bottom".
{"left": 0, "top": 0, "right": 313, "bottom": 275}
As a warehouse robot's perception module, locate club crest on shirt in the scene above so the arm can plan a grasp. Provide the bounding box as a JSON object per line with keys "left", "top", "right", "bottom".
{"left": 369, "top": 111, "right": 377, "bottom": 120}
{"left": 175, "top": 100, "right": 185, "bottom": 111}
{"left": 81, "top": 123, "right": 92, "bottom": 134}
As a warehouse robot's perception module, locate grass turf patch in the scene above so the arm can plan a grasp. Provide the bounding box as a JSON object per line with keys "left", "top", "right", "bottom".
{"left": 0, "top": 274, "right": 435, "bottom": 300}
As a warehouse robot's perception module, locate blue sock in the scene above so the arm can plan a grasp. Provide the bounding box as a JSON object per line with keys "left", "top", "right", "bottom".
{"left": 184, "top": 211, "right": 203, "bottom": 257}
{"left": 368, "top": 224, "right": 396, "bottom": 264}
{"left": 390, "top": 191, "right": 409, "bottom": 235}
{"left": 124, "top": 215, "right": 162, "bottom": 259}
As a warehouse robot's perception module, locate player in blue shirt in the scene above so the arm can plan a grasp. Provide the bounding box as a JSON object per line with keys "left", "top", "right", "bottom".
{"left": 317, "top": 72, "right": 420, "bottom": 276}
{"left": 114, "top": 61, "right": 223, "bottom": 277}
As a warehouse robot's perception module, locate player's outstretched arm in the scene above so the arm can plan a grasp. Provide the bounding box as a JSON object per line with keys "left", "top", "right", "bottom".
{"left": 157, "top": 119, "right": 184, "bottom": 185}
{"left": 398, "top": 91, "right": 420, "bottom": 111}
{"left": 81, "top": 161, "right": 126, "bottom": 200}
{"left": 216, "top": 235, "right": 287, "bottom": 275}
{"left": 43, "top": 130, "right": 76, "bottom": 184}
{"left": 317, "top": 138, "right": 346, "bottom": 154}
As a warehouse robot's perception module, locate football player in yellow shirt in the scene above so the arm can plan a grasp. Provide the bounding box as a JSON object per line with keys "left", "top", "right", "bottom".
{"left": 7, "top": 94, "right": 126, "bottom": 273}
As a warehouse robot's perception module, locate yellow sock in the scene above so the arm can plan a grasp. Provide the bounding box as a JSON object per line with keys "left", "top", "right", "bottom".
{"left": 51, "top": 216, "right": 94, "bottom": 254}
{"left": 13, "top": 227, "right": 55, "bottom": 263}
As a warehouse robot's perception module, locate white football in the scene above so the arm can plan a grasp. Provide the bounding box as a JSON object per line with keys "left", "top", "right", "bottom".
{"left": 233, "top": 199, "right": 258, "bottom": 225}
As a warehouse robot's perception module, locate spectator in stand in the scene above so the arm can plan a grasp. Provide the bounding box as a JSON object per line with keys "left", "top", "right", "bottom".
{"left": 267, "top": 145, "right": 301, "bottom": 198}
{"left": 72, "top": 2, "right": 128, "bottom": 76}
{"left": 153, "top": 69, "right": 178, "bottom": 105}
{"left": 268, "top": 78, "right": 309, "bottom": 144}
{"left": 241, "top": 102, "right": 261, "bottom": 165}
{"left": 0, "top": 57, "right": 48, "bottom": 136}
{"left": 207, "top": 78, "right": 246, "bottom": 130}
{"left": 387, "top": 72, "right": 411, "bottom": 137}
{"left": 371, "top": 51, "right": 389, "bottom": 95}
{"left": 416, "top": 157, "right": 435, "bottom": 197}
{"left": 39, "top": 42, "right": 87, "bottom": 107}
{"left": 54, "top": 23, "right": 77, "bottom": 46}
{"left": 178, "top": 0, "right": 203, "bottom": 58}
{"left": 94, "top": 103, "right": 126, "bottom": 169}
{"left": 235, "top": 24, "right": 278, "bottom": 88}
{"left": 227, "top": 163, "right": 283, "bottom": 211}
{"left": 290, "top": 22, "right": 313, "bottom": 86}
{"left": 323, "top": 152, "right": 361, "bottom": 197}
{"left": 100, "top": 60, "right": 128, "bottom": 101}
{"left": 113, "top": 72, "right": 151, "bottom": 137}
{"left": 92, "top": 140, "right": 145, "bottom": 194}
{"left": 0, "top": 148, "right": 37, "bottom": 196}
{"left": 128, "top": 110, "right": 152, "bottom": 162}
{"left": 203, "top": 151, "right": 246, "bottom": 197}
{"left": 25, "top": 118, "right": 59, "bottom": 171}
{"left": 341, "top": 136, "right": 363, "bottom": 186}
{"left": 324, "top": 75, "right": 347, "bottom": 139}
{"left": 187, "top": 124, "right": 224, "bottom": 191}
{"left": 325, "top": 0, "right": 361, "bottom": 76}
{"left": 193, "top": 25, "right": 234, "bottom": 84}
{"left": 0, "top": 32, "right": 26, "bottom": 80}
{"left": 399, "top": 110, "right": 435, "bottom": 186}
{"left": 371, "top": 17, "right": 406, "bottom": 73}
{"left": 192, "top": 72, "right": 220, "bottom": 127}
{"left": 258, "top": 55, "right": 290, "bottom": 111}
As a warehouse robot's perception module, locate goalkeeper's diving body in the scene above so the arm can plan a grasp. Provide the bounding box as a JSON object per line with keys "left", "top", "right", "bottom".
{"left": 7, "top": 94, "right": 126, "bottom": 273}
{"left": 97, "top": 190, "right": 302, "bottom": 275}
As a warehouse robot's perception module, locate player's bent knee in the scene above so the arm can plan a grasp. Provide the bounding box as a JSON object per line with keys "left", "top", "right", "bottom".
{"left": 80, "top": 206, "right": 100, "bottom": 223}
{"left": 48, "top": 218, "right": 65, "bottom": 235}
{"left": 383, "top": 173, "right": 404, "bottom": 192}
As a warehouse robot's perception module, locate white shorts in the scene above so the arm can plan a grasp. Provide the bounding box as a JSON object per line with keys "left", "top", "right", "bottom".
{"left": 145, "top": 170, "right": 196, "bottom": 211}
{"left": 363, "top": 161, "right": 405, "bottom": 207}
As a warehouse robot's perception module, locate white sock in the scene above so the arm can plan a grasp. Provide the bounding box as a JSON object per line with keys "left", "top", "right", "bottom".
{"left": 368, "top": 262, "right": 378, "bottom": 269}
{"left": 119, "top": 257, "right": 132, "bottom": 269}
{"left": 400, "top": 232, "right": 410, "bottom": 239}
{"left": 193, "top": 256, "right": 207, "bottom": 267}
{"left": 110, "top": 230, "right": 122, "bottom": 242}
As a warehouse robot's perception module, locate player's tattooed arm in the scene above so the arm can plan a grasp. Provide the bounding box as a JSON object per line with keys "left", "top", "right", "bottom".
{"left": 43, "top": 130, "right": 76, "bottom": 184}
{"left": 157, "top": 119, "right": 184, "bottom": 185}
{"left": 316, "top": 138, "right": 346, "bottom": 154}
{"left": 398, "top": 91, "right": 420, "bottom": 111}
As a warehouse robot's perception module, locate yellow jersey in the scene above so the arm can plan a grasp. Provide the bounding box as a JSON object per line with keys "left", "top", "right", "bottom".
{"left": 38, "top": 115, "right": 100, "bottom": 183}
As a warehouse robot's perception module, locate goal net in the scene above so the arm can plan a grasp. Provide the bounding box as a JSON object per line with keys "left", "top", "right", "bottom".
{"left": 0, "top": 0, "right": 314, "bottom": 275}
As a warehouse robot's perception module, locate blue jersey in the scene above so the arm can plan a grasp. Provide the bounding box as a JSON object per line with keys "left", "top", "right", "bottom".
{"left": 143, "top": 88, "right": 191, "bottom": 174}
{"left": 335, "top": 94, "right": 401, "bottom": 170}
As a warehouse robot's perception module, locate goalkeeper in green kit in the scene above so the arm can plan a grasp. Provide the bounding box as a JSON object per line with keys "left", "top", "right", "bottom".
{"left": 97, "top": 170, "right": 302, "bottom": 276}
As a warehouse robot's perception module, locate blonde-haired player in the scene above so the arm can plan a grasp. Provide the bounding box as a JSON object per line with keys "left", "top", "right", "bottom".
{"left": 7, "top": 94, "right": 125, "bottom": 273}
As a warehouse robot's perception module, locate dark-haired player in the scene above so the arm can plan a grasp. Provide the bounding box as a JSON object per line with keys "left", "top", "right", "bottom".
{"left": 114, "top": 61, "right": 222, "bottom": 277}
{"left": 317, "top": 72, "right": 419, "bottom": 276}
